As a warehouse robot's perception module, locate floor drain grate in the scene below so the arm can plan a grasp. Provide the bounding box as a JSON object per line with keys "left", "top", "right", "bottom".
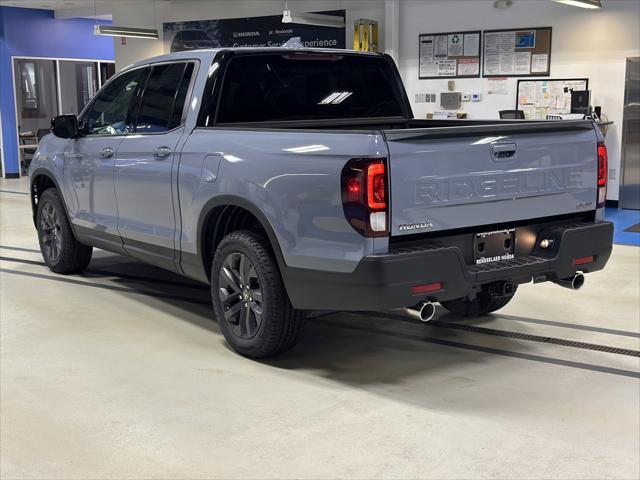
{"left": 354, "top": 311, "right": 640, "bottom": 358}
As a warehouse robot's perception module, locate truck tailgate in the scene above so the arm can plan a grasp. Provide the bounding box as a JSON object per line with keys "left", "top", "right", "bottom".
{"left": 383, "top": 121, "right": 599, "bottom": 236}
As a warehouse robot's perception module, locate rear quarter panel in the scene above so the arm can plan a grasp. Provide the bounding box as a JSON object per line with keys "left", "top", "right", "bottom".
{"left": 178, "top": 128, "right": 388, "bottom": 275}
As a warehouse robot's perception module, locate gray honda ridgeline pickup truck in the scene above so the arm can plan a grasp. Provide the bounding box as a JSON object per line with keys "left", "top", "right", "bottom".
{"left": 30, "top": 48, "right": 613, "bottom": 358}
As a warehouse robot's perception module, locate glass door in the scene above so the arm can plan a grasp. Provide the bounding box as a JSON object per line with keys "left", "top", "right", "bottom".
{"left": 13, "top": 58, "right": 59, "bottom": 174}
{"left": 13, "top": 58, "right": 59, "bottom": 136}
{"left": 620, "top": 57, "right": 640, "bottom": 210}
{"left": 99, "top": 62, "right": 116, "bottom": 87}
{"left": 59, "top": 60, "right": 99, "bottom": 115}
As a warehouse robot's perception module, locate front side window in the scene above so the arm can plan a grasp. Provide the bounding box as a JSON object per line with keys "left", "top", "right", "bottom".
{"left": 136, "top": 62, "right": 194, "bottom": 133}
{"left": 215, "top": 53, "right": 405, "bottom": 124}
{"left": 82, "top": 67, "right": 146, "bottom": 136}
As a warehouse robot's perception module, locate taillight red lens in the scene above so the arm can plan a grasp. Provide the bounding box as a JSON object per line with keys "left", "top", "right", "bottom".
{"left": 347, "top": 178, "right": 361, "bottom": 195}
{"left": 597, "top": 143, "right": 608, "bottom": 188}
{"left": 341, "top": 158, "right": 389, "bottom": 237}
{"left": 367, "top": 163, "right": 386, "bottom": 210}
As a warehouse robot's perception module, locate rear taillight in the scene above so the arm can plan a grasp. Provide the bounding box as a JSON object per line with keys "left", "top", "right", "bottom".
{"left": 597, "top": 142, "right": 608, "bottom": 207}
{"left": 341, "top": 158, "right": 389, "bottom": 237}
{"left": 367, "top": 163, "right": 387, "bottom": 210}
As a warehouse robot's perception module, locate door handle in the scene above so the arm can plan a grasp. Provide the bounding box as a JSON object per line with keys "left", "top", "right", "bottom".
{"left": 153, "top": 146, "right": 172, "bottom": 159}
{"left": 491, "top": 143, "right": 517, "bottom": 161}
{"left": 99, "top": 147, "right": 114, "bottom": 158}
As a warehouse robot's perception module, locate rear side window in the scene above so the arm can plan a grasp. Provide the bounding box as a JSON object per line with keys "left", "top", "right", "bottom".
{"left": 215, "top": 53, "right": 405, "bottom": 124}
{"left": 135, "top": 62, "right": 194, "bottom": 133}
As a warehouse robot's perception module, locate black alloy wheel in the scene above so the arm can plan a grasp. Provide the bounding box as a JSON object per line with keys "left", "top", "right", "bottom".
{"left": 36, "top": 188, "right": 92, "bottom": 274}
{"left": 39, "top": 201, "right": 63, "bottom": 264}
{"left": 218, "top": 252, "right": 264, "bottom": 339}
{"left": 211, "top": 230, "right": 304, "bottom": 358}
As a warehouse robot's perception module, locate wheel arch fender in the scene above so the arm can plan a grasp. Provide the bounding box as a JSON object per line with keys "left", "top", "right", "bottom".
{"left": 29, "top": 168, "right": 73, "bottom": 231}
{"left": 196, "top": 195, "right": 289, "bottom": 282}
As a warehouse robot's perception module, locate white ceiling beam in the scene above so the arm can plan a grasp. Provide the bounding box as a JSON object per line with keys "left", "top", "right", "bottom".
{"left": 53, "top": 6, "right": 112, "bottom": 20}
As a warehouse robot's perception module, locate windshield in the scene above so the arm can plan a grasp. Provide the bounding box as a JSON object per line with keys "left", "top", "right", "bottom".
{"left": 216, "top": 53, "right": 406, "bottom": 124}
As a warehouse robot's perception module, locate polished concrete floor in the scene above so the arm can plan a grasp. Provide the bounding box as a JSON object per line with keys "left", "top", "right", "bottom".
{"left": 1, "top": 178, "right": 639, "bottom": 479}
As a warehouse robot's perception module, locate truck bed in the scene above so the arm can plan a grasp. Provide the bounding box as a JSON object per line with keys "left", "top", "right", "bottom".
{"left": 212, "top": 116, "right": 599, "bottom": 237}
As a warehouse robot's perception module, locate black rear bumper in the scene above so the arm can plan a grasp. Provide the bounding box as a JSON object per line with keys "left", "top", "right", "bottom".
{"left": 284, "top": 220, "right": 613, "bottom": 311}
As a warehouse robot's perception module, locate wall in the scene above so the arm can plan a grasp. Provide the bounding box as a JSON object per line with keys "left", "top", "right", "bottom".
{"left": 102, "top": 0, "right": 640, "bottom": 200}
{"left": 111, "top": 0, "right": 385, "bottom": 70}
{"left": 397, "top": 0, "right": 640, "bottom": 200}
{"left": 0, "top": 6, "right": 114, "bottom": 177}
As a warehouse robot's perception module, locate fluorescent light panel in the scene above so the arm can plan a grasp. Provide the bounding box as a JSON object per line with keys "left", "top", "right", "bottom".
{"left": 93, "top": 24, "right": 159, "bottom": 39}
{"left": 550, "top": 0, "right": 602, "bottom": 9}
{"left": 282, "top": 10, "right": 345, "bottom": 28}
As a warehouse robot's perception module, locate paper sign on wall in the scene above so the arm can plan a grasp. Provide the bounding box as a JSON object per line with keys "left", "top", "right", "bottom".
{"left": 447, "top": 34, "right": 463, "bottom": 57}
{"left": 531, "top": 54, "right": 549, "bottom": 73}
{"left": 419, "top": 30, "right": 481, "bottom": 79}
{"left": 483, "top": 27, "right": 552, "bottom": 77}
{"left": 516, "top": 78, "right": 588, "bottom": 119}
{"left": 487, "top": 77, "right": 508, "bottom": 95}
{"left": 458, "top": 58, "right": 479, "bottom": 76}
{"left": 463, "top": 33, "right": 480, "bottom": 56}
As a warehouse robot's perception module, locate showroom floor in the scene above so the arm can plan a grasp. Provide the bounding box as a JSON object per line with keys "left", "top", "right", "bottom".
{"left": 1, "top": 178, "right": 639, "bottom": 480}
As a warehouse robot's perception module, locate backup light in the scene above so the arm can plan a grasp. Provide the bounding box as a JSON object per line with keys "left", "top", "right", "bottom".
{"left": 93, "top": 24, "right": 159, "bottom": 39}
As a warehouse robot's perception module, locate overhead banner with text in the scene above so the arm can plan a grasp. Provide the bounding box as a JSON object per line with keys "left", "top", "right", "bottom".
{"left": 163, "top": 10, "right": 346, "bottom": 53}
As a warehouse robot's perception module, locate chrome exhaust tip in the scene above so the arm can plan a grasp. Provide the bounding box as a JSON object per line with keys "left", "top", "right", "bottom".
{"left": 403, "top": 301, "right": 436, "bottom": 322}
{"left": 554, "top": 272, "right": 585, "bottom": 290}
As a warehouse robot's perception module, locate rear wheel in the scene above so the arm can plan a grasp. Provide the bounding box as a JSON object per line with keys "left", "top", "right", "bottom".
{"left": 211, "top": 230, "right": 303, "bottom": 358}
{"left": 440, "top": 286, "right": 518, "bottom": 317}
{"left": 36, "top": 188, "right": 92, "bottom": 274}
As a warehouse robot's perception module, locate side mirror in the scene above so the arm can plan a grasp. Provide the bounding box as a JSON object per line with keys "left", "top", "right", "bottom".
{"left": 51, "top": 115, "right": 79, "bottom": 139}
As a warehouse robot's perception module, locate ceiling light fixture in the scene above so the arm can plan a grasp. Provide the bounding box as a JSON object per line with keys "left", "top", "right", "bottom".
{"left": 93, "top": 24, "right": 159, "bottom": 39}
{"left": 281, "top": 1, "right": 344, "bottom": 28}
{"left": 91, "top": 0, "right": 158, "bottom": 39}
{"left": 282, "top": 10, "right": 345, "bottom": 28}
{"left": 550, "top": 0, "right": 602, "bottom": 9}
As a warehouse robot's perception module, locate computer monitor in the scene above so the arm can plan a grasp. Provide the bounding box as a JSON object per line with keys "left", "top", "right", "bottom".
{"left": 571, "top": 90, "right": 591, "bottom": 115}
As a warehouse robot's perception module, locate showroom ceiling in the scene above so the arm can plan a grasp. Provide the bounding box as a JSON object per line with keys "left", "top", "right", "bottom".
{"left": 0, "top": 0, "right": 159, "bottom": 19}
{"left": 0, "top": 0, "right": 151, "bottom": 9}
{"left": 0, "top": 0, "right": 160, "bottom": 18}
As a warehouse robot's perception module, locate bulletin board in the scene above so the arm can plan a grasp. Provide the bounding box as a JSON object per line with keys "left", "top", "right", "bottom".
{"left": 418, "top": 30, "right": 482, "bottom": 79}
{"left": 483, "top": 27, "right": 552, "bottom": 77}
{"left": 516, "top": 78, "right": 588, "bottom": 120}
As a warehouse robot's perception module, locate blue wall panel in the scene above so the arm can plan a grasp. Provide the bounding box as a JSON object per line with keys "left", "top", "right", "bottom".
{"left": 0, "top": 6, "right": 115, "bottom": 176}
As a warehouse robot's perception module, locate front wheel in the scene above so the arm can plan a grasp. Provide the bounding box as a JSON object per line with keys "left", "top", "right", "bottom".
{"left": 440, "top": 286, "right": 518, "bottom": 317}
{"left": 36, "top": 188, "right": 92, "bottom": 274}
{"left": 211, "top": 230, "right": 303, "bottom": 358}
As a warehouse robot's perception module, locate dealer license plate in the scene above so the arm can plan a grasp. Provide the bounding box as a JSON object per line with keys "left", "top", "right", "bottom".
{"left": 474, "top": 228, "right": 515, "bottom": 265}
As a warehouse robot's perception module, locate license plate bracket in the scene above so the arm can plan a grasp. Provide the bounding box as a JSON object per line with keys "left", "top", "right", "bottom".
{"left": 474, "top": 228, "right": 515, "bottom": 265}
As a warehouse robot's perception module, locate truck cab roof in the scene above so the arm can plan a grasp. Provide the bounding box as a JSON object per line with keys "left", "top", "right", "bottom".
{"left": 123, "top": 47, "right": 382, "bottom": 71}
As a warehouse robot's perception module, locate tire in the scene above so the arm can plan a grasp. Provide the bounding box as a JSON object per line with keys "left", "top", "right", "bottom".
{"left": 440, "top": 286, "right": 518, "bottom": 317}
{"left": 36, "top": 188, "right": 92, "bottom": 274}
{"left": 211, "top": 230, "right": 304, "bottom": 358}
